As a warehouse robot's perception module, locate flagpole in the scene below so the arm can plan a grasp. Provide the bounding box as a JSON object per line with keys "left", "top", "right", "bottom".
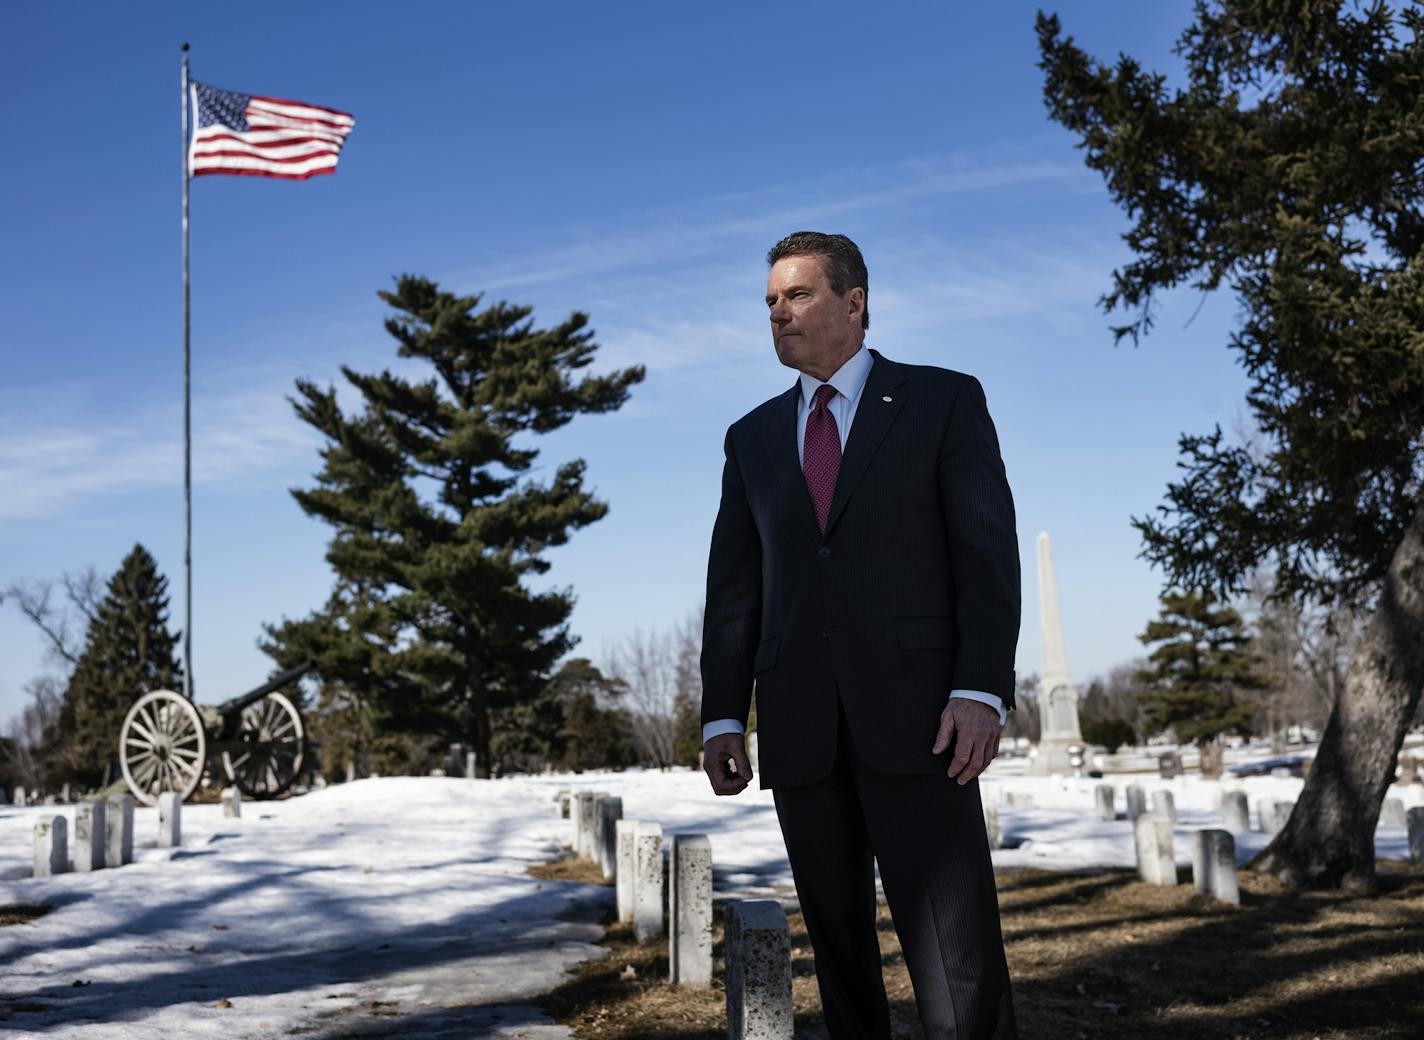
{"left": 181, "top": 43, "right": 193, "bottom": 701}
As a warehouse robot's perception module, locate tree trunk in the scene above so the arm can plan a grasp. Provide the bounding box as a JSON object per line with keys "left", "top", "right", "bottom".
{"left": 1250, "top": 499, "right": 1424, "bottom": 891}
{"left": 464, "top": 675, "right": 492, "bottom": 780}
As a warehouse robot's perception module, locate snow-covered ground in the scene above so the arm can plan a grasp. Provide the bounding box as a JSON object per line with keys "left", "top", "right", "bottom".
{"left": 979, "top": 770, "right": 1418, "bottom": 869}
{"left": 0, "top": 778, "right": 611, "bottom": 1039}
{"left": 2, "top": 763, "right": 1419, "bottom": 1038}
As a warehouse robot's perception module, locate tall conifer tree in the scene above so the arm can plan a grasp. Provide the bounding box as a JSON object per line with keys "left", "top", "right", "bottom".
{"left": 272, "top": 276, "right": 643, "bottom": 775}
{"left": 1039, "top": 0, "right": 1424, "bottom": 889}
{"left": 1136, "top": 590, "right": 1264, "bottom": 746}
{"left": 45, "top": 545, "right": 183, "bottom": 788}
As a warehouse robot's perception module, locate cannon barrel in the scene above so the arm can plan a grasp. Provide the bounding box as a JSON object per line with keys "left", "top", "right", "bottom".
{"left": 215, "top": 660, "right": 315, "bottom": 716}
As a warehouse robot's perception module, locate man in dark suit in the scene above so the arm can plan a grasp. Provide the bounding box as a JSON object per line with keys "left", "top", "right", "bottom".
{"left": 700, "top": 232, "right": 1020, "bottom": 1039}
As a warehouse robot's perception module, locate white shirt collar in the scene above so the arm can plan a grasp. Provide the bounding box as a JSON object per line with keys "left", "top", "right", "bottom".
{"left": 797, "top": 344, "right": 872, "bottom": 408}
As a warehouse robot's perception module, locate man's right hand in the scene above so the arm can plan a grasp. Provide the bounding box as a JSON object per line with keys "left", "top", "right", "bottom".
{"left": 703, "top": 732, "right": 753, "bottom": 796}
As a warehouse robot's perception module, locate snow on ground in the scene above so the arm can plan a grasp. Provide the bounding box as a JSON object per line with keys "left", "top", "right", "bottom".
{"left": 2, "top": 762, "right": 1420, "bottom": 1038}
{"left": 0, "top": 778, "right": 611, "bottom": 1039}
{"left": 979, "top": 771, "right": 1419, "bottom": 870}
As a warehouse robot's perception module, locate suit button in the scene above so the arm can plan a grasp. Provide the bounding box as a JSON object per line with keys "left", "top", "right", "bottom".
{"left": 820, "top": 627, "right": 830, "bottom": 639}
{"left": 818, "top": 546, "right": 831, "bottom": 558}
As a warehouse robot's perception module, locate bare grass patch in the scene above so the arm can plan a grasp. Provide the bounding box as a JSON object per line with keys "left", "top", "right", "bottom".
{"left": 528, "top": 861, "right": 1424, "bottom": 1039}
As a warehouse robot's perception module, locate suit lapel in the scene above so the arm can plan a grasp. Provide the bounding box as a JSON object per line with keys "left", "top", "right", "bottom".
{"left": 823, "top": 349, "right": 908, "bottom": 537}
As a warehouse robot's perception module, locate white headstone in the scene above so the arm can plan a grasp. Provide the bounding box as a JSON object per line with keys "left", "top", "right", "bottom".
{"left": 633, "top": 821, "right": 664, "bottom": 941}
{"left": 60, "top": 782, "right": 71, "bottom": 804}
{"left": 1220, "top": 790, "right": 1250, "bottom": 832}
{"left": 590, "top": 793, "right": 609, "bottom": 864}
{"left": 571, "top": 791, "right": 593, "bottom": 853}
{"left": 15, "top": 786, "right": 27, "bottom": 807}
{"left": 222, "top": 787, "right": 242, "bottom": 819}
{"left": 669, "top": 833, "right": 713, "bottom": 986}
{"left": 1134, "top": 815, "right": 1176, "bottom": 886}
{"left": 74, "top": 801, "right": 107, "bottom": 871}
{"left": 1094, "top": 784, "right": 1116, "bottom": 821}
{"left": 1407, "top": 807, "right": 1424, "bottom": 864}
{"left": 1151, "top": 790, "right": 1177, "bottom": 823}
{"left": 1190, "top": 829, "right": 1239, "bottom": 904}
{"left": 1030, "top": 532, "right": 1083, "bottom": 775}
{"left": 598, "top": 796, "right": 623, "bottom": 881}
{"left": 1381, "top": 797, "right": 1407, "bottom": 828}
{"left": 34, "top": 815, "right": 68, "bottom": 877}
{"left": 465, "top": 751, "right": 477, "bottom": 779}
{"left": 615, "top": 819, "right": 638, "bottom": 924}
{"left": 724, "top": 899, "right": 794, "bottom": 1040}
{"left": 158, "top": 791, "right": 182, "bottom": 848}
{"left": 1256, "top": 796, "right": 1280, "bottom": 833}
{"left": 107, "top": 794, "right": 134, "bottom": 867}
{"left": 1125, "top": 783, "right": 1148, "bottom": 820}
{"left": 983, "top": 805, "right": 1001, "bottom": 850}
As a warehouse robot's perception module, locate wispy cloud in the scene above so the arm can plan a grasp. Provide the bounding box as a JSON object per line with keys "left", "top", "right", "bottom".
{"left": 2, "top": 147, "right": 1110, "bottom": 520}
{"left": 450, "top": 150, "right": 1085, "bottom": 293}
{"left": 570, "top": 227, "right": 1126, "bottom": 394}
{"left": 0, "top": 370, "right": 321, "bottom": 520}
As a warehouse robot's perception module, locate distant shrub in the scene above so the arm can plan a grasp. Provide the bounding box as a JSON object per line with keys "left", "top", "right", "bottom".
{"left": 1082, "top": 717, "right": 1137, "bottom": 754}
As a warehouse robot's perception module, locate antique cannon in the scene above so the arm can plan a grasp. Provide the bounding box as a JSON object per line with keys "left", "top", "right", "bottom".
{"left": 117, "top": 660, "right": 314, "bottom": 806}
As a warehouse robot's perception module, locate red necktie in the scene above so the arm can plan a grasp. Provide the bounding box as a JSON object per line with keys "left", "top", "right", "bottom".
{"left": 803, "top": 383, "right": 841, "bottom": 535}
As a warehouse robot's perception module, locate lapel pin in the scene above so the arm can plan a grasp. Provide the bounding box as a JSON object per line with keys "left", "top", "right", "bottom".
{"left": 882, "top": 395, "right": 893, "bottom": 402}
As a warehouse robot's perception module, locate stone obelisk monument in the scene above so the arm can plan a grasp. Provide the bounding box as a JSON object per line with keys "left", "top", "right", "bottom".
{"left": 1031, "top": 531, "right": 1083, "bottom": 775}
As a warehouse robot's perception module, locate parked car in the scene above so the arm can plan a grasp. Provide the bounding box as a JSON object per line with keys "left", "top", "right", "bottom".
{"left": 1229, "top": 754, "right": 1309, "bottom": 778}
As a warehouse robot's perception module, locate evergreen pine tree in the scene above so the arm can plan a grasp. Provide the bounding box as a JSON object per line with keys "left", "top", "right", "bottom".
{"left": 45, "top": 545, "right": 183, "bottom": 789}
{"left": 271, "top": 276, "right": 644, "bottom": 775}
{"left": 1039, "top": 1, "right": 1424, "bottom": 888}
{"left": 672, "top": 689, "right": 703, "bottom": 768}
{"left": 548, "top": 657, "right": 638, "bottom": 772}
{"left": 1136, "top": 590, "right": 1264, "bottom": 747}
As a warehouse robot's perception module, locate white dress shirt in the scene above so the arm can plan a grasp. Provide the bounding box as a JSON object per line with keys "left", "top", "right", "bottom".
{"left": 702, "top": 344, "right": 1007, "bottom": 744}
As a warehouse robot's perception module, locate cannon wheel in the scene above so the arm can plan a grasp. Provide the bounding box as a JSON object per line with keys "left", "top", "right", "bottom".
{"left": 120, "top": 689, "right": 207, "bottom": 807}
{"left": 222, "top": 690, "right": 305, "bottom": 798}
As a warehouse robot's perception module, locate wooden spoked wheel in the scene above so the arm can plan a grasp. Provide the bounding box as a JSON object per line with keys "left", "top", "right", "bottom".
{"left": 222, "top": 691, "right": 305, "bottom": 799}
{"left": 119, "top": 689, "right": 207, "bottom": 807}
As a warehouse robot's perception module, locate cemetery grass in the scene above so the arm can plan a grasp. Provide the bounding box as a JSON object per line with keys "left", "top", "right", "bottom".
{"left": 527, "top": 858, "right": 1424, "bottom": 1039}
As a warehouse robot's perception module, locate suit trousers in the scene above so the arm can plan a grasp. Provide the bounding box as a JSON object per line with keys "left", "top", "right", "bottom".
{"left": 771, "top": 691, "right": 1018, "bottom": 1040}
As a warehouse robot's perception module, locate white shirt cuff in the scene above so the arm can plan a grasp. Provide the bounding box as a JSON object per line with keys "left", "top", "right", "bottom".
{"left": 950, "top": 689, "right": 1006, "bottom": 727}
{"left": 702, "top": 718, "right": 745, "bottom": 743}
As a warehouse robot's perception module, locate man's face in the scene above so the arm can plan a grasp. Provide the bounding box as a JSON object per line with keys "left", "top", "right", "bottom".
{"left": 765, "top": 255, "right": 865, "bottom": 376}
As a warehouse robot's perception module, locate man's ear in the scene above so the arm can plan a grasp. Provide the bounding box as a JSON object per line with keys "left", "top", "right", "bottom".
{"left": 847, "top": 287, "right": 865, "bottom": 324}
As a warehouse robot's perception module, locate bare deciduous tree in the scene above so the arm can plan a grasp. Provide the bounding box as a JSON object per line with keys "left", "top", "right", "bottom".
{"left": 1248, "top": 570, "right": 1363, "bottom": 738}
{"left": 604, "top": 626, "right": 680, "bottom": 769}
{"left": 3, "top": 675, "right": 64, "bottom": 791}
{"left": 1079, "top": 659, "right": 1152, "bottom": 738}
{"left": 1, "top": 569, "right": 102, "bottom": 669}
{"left": 1002, "top": 673, "right": 1040, "bottom": 744}
{"left": 603, "top": 607, "right": 704, "bottom": 770}
{"left": 2, "top": 568, "right": 101, "bottom": 791}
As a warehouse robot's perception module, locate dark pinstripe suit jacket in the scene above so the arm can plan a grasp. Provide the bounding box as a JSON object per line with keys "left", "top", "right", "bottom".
{"left": 699, "top": 347, "right": 1021, "bottom": 789}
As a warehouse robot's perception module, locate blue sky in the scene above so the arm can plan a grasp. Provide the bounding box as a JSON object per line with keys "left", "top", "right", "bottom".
{"left": 1, "top": 0, "right": 1252, "bottom": 722}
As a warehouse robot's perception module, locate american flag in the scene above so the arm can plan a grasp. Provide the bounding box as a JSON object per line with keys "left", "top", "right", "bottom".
{"left": 189, "top": 81, "right": 355, "bottom": 180}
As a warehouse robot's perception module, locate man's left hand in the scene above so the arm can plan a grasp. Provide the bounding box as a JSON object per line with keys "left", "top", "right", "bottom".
{"left": 930, "top": 698, "right": 1002, "bottom": 784}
